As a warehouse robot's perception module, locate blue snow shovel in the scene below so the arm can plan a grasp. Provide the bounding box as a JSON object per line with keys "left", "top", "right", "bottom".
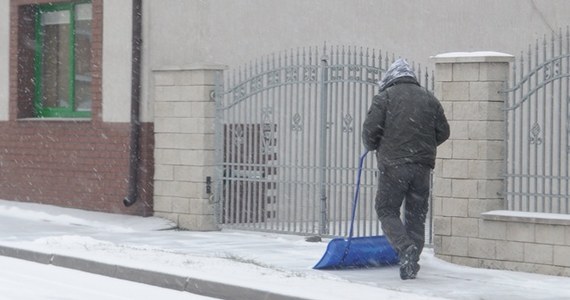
{"left": 313, "top": 151, "right": 399, "bottom": 269}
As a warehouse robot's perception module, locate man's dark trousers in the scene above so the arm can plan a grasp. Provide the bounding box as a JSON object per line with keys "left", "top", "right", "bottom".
{"left": 375, "top": 163, "right": 431, "bottom": 255}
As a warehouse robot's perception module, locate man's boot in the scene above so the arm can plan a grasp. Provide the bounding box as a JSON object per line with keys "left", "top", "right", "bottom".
{"left": 399, "top": 244, "right": 419, "bottom": 280}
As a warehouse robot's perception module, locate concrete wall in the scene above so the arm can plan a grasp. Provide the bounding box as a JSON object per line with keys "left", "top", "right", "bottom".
{"left": 432, "top": 52, "right": 570, "bottom": 277}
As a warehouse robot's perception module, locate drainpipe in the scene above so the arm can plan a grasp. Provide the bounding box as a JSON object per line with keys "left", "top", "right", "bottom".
{"left": 123, "top": 0, "right": 143, "bottom": 207}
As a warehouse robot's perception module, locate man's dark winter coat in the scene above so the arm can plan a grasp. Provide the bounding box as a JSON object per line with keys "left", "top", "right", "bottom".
{"left": 362, "top": 71, "right": 449, "bottom": 169}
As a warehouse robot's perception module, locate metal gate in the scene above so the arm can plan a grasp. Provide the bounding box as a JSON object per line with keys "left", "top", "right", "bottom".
{"left": 501, "top": 28, "right": 570, "bottom": 213}
{"left": 214, "top": 44, "right": 434, "bottom": 238}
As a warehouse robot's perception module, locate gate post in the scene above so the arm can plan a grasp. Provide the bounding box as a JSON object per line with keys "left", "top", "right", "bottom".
{"left": 153, "top": 64, "right": 226, "bottom": 230}
{"left": 431, "top": 53, "right": 514, "bottom": 264}
{"left": 318, "top": 54, "right": 329, "bottom": 235}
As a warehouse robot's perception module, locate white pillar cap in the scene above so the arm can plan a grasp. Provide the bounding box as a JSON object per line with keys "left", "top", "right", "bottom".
{"left": 431, "top": 52, "right": 515, "bottom": 63}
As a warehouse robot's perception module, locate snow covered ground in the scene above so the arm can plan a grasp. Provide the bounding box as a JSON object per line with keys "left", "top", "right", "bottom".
{"left": 2, "top": 199, "right": 570, "bottom": 300}
{"left": 0, "top": 256, "right": 215, "bottom": 300}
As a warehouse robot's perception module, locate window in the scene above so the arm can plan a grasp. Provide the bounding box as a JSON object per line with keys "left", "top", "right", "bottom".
{"left": 34, "top": 2, "right": 92, "bottom": 118}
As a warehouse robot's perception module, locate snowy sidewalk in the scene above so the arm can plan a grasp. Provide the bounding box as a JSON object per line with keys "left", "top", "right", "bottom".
{"left": 2, "top": 199, "right": 570, "bottom": 300}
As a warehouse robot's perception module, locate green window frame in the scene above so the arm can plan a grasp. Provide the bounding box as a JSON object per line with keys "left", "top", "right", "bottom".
{"left": 34, "top": 1, "right": 92, "bottom": 118}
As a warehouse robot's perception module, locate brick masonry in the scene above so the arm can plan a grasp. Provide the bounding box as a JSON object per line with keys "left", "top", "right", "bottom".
{"left": 432, "top": 53, "right": 570, "bottom": 277}
{"left": 0, "top": 121, "right": 154, "bottom": 216}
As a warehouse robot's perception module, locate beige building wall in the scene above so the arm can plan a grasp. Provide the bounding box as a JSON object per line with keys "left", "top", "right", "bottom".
{"left": 0, "top": 0, "right": 9, "bottom": 121}
{"left": 142, "top": 0, "right": 569, "bottom": 122}
{"left": 145, "top": 0, "right": 568, "bottom": 68}
{"left": 102, "top": 0, "right": 133, "bottom": 123}
{"left": 1, "top": 0, "right": 568, "bottom": 126}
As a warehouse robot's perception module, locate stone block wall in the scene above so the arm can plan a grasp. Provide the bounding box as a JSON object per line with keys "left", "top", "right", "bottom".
{"left": 432, "top": 53, "right": 570, "bottom": 277}
{"left": 152, "top": 65, "right": 224, "bottom": 230}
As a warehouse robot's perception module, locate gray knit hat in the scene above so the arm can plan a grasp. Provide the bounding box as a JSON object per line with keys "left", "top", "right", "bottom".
{"left": 378, "top": 59, "right": 417, "bottom": 92}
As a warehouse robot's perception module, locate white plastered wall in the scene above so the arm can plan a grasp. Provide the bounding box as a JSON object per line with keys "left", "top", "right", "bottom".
{"left": 0, "top": 0, "right": 9, "bottom": 121}
{"left": 146, "top": 0, "right": 569, "bottom": 69}
{"left": 102, "top": 0, "right": 132, "bottom": 123}
{"left": 141, "top": 0, "right": 570, "bottom": 126}
{"left": 140, "top": 0, "right": 152, "bottom": 123}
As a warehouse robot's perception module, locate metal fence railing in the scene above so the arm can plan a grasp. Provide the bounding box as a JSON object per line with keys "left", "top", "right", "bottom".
{"left": 501, "top": 27, "right": 570, "bottom": 214}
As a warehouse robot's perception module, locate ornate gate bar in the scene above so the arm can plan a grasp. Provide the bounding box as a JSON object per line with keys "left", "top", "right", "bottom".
{"left": 214, "top": 44, "right": 434, "bottom": 239}
{"left": 501, "top": 28, "right": 570, "bottom": 214}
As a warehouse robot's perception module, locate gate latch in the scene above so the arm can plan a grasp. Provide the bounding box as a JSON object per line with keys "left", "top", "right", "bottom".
{"left": 206, "top": 176, "right": 212, "bottom": 194}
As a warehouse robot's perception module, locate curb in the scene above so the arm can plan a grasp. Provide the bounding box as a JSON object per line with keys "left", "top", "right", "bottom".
{"left": 0, "top": 245, "right": 308, "bottom": 300}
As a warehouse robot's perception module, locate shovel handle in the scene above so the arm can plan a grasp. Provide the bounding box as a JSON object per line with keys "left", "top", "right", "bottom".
{"left": 347, "top": 150, "right": 368, "bottom": 240}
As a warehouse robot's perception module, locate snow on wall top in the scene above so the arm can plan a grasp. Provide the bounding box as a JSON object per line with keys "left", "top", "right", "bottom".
{"left": 431, "top": 51, "right": 515, "bottom": 63}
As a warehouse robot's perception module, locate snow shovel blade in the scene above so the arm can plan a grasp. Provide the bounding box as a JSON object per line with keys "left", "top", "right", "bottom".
{"left": 313, "top": 235, "right": 399, "bottom": 269}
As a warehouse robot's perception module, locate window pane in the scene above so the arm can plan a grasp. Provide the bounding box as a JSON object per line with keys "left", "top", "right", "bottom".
{"left": 41, "top": 11, "right": 71, "bottom": 109}
{"left": 75, "top": 3, "right": 92, "bottom": 21}
{"left": 74, "top": 3, "right": 92, "bottom": 112}
{"left": 41, "top": 10, "right": 69, "bottom": 25}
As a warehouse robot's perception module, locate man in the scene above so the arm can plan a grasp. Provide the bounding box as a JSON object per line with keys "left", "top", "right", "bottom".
{"left": 362, "top": 59, "right": 449, "bottom": 280}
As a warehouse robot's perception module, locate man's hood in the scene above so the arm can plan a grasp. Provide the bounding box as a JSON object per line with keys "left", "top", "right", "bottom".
{"left": 378, "top": 59, "right": 417, "bottom": 91}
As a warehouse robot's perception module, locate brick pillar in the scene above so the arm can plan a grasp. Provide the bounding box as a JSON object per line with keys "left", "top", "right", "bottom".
{"left": 431, "top": 53, "right": 514, "bottom": 263}
{"left": 152, "top": 65, "right": 225, "bottom": 230}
